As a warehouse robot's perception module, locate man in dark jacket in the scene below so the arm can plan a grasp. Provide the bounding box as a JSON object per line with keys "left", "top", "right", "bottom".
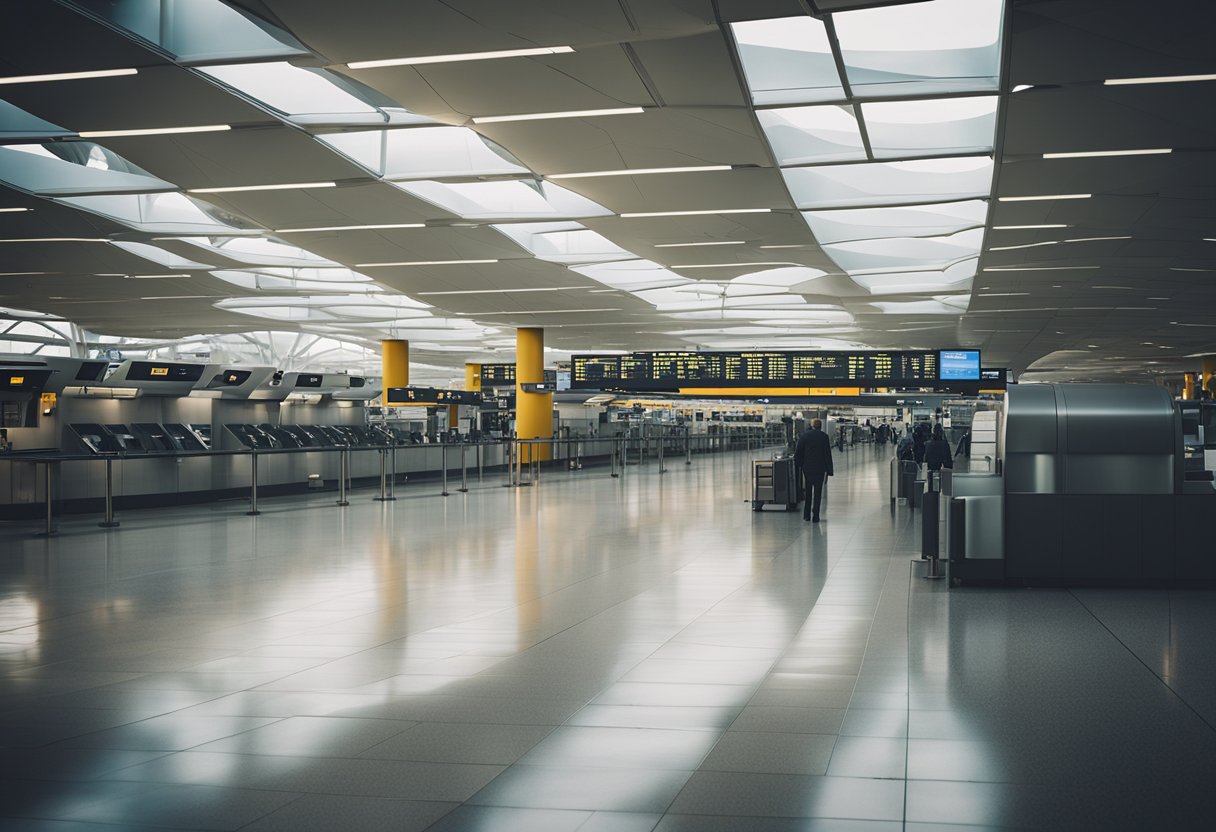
{"left": 924, "top": 424, "right": 954, "bottom": 472}
{"left": 794, "top": 418, "right": 834, "bottom": 523}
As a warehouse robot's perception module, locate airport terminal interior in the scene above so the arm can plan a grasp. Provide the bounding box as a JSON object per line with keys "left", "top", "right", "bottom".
{"left": 3, "top": 1, "right": 1216, "bottom": 829}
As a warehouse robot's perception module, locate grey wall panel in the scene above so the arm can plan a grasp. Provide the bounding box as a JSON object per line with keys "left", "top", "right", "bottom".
{"left": 1063, "top": 454, "right": 1173, "bottom": 495}
{"left": 1100, "top": 495, "right": 1142, "bottom": 579}
{"left": 1004, "top": 384, "right": 1058, "bottom": 454}
{"left": 1005, "top": 494, "right": 1062, "bottom": 580}
{"left": 1140, "top": 496, "right": 1176, "bottom": 581}
{"left": 1059, "top": 384, "right": 1175, "bottom": 455}
{"left": 1175, "top": 494, "right": 1216, "bottom": 580}
{"left": 1061, "top": 495, "right": 1103, "bottom": 581}
{"left": 1005, "top": 453, "right": 1058, "bottom": 494}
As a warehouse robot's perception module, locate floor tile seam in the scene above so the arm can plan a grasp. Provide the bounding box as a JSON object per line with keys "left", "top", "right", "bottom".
{"left": 1065, "top": 588, "right": 1216, "bottom": 737}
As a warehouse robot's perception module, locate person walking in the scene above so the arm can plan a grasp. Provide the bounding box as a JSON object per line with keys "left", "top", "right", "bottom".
{"left": 925, "top": 423, "right": 954, "bottom": 473}
{"left": 794, "top": 418, "right": 834, "bottom": 523}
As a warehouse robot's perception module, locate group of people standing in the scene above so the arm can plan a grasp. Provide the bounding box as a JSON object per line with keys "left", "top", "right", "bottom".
{"left": 896, "top": 421, "right": 957, "bottom": 473}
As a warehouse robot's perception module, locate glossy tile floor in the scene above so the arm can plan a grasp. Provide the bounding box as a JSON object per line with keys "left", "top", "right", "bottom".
{"left": 2, "top": 446, "right": 1216, "bottom": 831}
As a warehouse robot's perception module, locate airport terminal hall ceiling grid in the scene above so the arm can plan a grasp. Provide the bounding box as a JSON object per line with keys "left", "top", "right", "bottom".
{"left": 0, "top": 0, "right": 1214, "bottom": 382}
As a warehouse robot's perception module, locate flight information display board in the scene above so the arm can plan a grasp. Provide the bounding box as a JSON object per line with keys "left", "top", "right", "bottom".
{"left": 479, "top": 364, "right": 516, "bottom": 385}
{"left": 571, "top": 350, "right": 973, "bottom": 390}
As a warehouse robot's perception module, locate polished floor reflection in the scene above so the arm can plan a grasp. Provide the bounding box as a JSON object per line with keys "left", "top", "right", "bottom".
{"left": 2, "top": 447, "right": 1215, "bottom": 830}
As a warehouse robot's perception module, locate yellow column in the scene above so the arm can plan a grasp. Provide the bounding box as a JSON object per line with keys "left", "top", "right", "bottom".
{"left": 1203, "top": 356, "right": 1216, "bottom": 399}
{"left": 381, "top": 339, "right": 409, "bottom": 406}
{"left": 1183, "top": 372, "right": 1197, "bottom": 401}
{"left": 465, "top": 363, "right": 481, "bottom": 392}
{"left": 447, "top": 404, "right": 459, "bottom": 430}
{"left": 515, "top": 327, "right": 551, "bottom": 461}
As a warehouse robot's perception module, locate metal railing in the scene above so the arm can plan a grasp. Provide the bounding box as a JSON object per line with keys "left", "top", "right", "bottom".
{"left": 1, "top": 427, "right": 790, "bottom": 533}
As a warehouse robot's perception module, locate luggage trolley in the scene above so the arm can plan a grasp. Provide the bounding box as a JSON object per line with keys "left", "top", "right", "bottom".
{"left": 752, "top": 453, "right": 800, "bottom": 512}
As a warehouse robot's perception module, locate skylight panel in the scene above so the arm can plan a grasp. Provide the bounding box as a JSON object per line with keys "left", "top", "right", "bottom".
{"left": 110, "top": 241, "right": 214, "bottom": 270}
{"left": 802, "top": 200, "right": 987, "bottom": 244}
{"left": 756, "top": 105, "right": 866, "bottom": 165}
{"left": 393, "top": 180, "right": 612, "bottom": 220}
{"left": 731, "top": 17, "right": 845, "bottom": 105}
{"left": 492, "top": 222, "right": 630, "bottom": 264}
{"left": 199, "top": 62, "right": 431, "bottom": 126}
{"left": 834, "top": 0, "right": 1003, "bottom": 97}
{"left": 176, "top": 236, "right": 339, "bottom": 268}
{"left": 570, "top": 260, "right": 692, "bottom": 293}
{"left": 824, "top": 228, "right": 983, "bottom": 274}
{"left": 0, "top": 142, "right": 174, "bottom": 195}
{"left": 319, "top": 127, "right": 526, "bottom": 179}
{"left": 782, "top": 157, "right": 993, "bottom": 209}
{"left": 210, "top": 267, "right": 375, "bottom": 292}
{"left": 860, "top": 96, "right": 998, "bottom": 158}
{"left": 0, "top": 99, "right": 71, "bottom": 139}
{"left": 72, "top": 0, "right": 308, "bottom": 63}
{"left": 852, "top": 260, "right": 977, "bottom": 295}
{"left": 57, "top": 192, "right": 254, "bottom": 234}
{"left": 869, "top": 297, "right": 971, "bottom": 315}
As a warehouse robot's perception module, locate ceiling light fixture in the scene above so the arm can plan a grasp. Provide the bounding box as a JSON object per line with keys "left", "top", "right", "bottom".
{"left": 347, "top": 46, "right": 574, "bottom": 70}
{"left": 188, "top": 182, "right": 336, "bottom": 194}
{"left": 0, "top": 207, "right": 32, "bottom": 213}
{"left": 988, "top": 241, "right": 1058, "bottom": 251}
{"left": 455, "top": 308, "right": 623, "bottom": 316}
{"left": 759, "top": 244, "right": 810, "bottom": 249}
{"left": 1042, "top": 148, "right": 1171, "bottom": 159}
{"left": 548, "top": 165, "right": 731, "bottom": 180}
{"left": 417, "top": 286, "right": 588, "bottom": 295}
{"left": 78, "top": 124, "right": 231, "bottom": 139}
{"left": 355, "top": 259, "right": 500, "bottom": 267}
{"left": 983, "top": 266, "right": 1100, "bottom": 271}
{"left": 671, "top": 262, "right": 797, "bottom": 269}
{"left": 998, "top": 194, "right": 1092, "bottom": 202}
{"left": 1104, "top": 73, "right": 1216, "bottom": 86}
{"left": 0, "top": 68, "right": 137, "bottom": 85}
{"left": 654, "top": 241, "right": 747, "bottom": 248}
{"left": 992, "top": 224, "right": 1069, "bottom": 230}
{"left": 620, "top": 208, "right": 773, "bottom": 218}
{"left": 473, "top": 107, "right": 644, "bottom": 125}
{"left": 1062, "top": 236, "right": 1133, "bottom": 243}
{"left": 275, "top": 223, "right": 426, "bottom": 233}
{"left": 0, "top": 237, "right": 107, "bottom": 243}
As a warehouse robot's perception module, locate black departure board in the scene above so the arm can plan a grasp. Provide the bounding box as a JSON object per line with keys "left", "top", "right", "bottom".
{"left": 387, "top": 387, "right": 483, "bottom": 406}
{"left": 479, "top": 364, "right": 516, "bottom": 385}
{"left": 571, "top": 350, "right": 963, "bottom": 390}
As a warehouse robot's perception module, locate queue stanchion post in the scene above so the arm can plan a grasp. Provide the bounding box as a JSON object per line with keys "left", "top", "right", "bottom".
{"left": 459, "top": 443, "right": 468, "bottom": 493}
{"left": 336, "top": 449, "right": 350, "bottom": 506}
{"left": 246, "top": 451, "right": 261, "bottom": 516}
{"left": 99, "top": 456, "right": 120, "bottom": 528}
{"left": 441, "top": 443, "right": 450, "bottom": 496}
{"left": 375, "top": 446, "right": 394, "bottom": 502}
{"left": 477, "top": 442, "right": 483, "bottom": 482}
{"left": 38, "top": 461, "right": 57, "bottom": 536}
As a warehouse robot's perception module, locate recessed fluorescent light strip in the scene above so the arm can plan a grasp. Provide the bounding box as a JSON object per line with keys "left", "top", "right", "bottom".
{"left": 456, "top": 308, "right": 620, "bottom": 315}
{"left": 417, "top": 286, "right": 588, "bottom": 296}
{"left": 188, "top": 182, "right": 336, "bottom": 194}
{"left": 548, "top": 165, "right": 730, "bottom": 180}
{"left": 1105, "top": 73, "right": 1216, "bottom": 86}
{"left": 78, "top": 124, "right": 231, "bottom": 138}
{"left": 473, "top": 107, "right": 643, "bottom": 125}
{"left": 347, "top": 46, "right": 574, "bottom": 70}
{"left": 0, "top": 207, "right": 32, "bottom": 213}
{"left": 0, "top": 237, "right": 107, "bottom": 243}
{"left": 984, "top": 266, "right": 1100, "bottom": 271}
{"left": 998, "top": 194, "right": 1092, "bottom": 202}
{"left": 1042, "top": 148, "right": 1171, "bottom": 159}
{"left": 275, "top": 223, "right": 426, "bottom": 233}
{"left": 992, "top": 224, "right": 1069, "bottom": 230}
{"left": 672, "top": 262, "right": 796, "bottom": 268}
{"left": 654, "top": 241, "right": 746, "bottom": 248}
{"left": 355, "top": 259, "right": 499, "bottom": 267}
{"left": 0, "top": 68, "right": 137, "bottom": 85}
{"left": 620, "top": 208, "right": 772, "bottom": 218}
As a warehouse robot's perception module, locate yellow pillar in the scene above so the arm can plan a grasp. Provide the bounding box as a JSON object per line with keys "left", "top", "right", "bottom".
{"left": 1183, "top": 372, "right": 1197, "bottom": 401}
{"left": 381, "top": 339, "right": 409, "bottom": 406}
{"left": 447, "top": 404, "right": 459, "bottom": 430}
{"left": 515, "top": 327, "right": 551, "bottom": 461}
{"left": 1203, "top": 356, "right": 1216, "bottom": 399}
{"left": 465, "top": 363, "right": 481, "bottom": 392}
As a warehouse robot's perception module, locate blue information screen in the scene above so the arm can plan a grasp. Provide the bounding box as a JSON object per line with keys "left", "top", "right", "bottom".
{"left": 938, "top": 350, "right": 981, "bottom": 381}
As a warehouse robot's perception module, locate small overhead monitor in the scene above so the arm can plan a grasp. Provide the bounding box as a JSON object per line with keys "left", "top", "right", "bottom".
{"left": 939, "top": 350, "right": 981, "bottom": 381}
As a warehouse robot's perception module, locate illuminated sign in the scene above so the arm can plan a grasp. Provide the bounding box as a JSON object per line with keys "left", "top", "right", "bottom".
{"left": 479, "top": 363, "right": 516, "bottom": 385}
{"left": 387, "top": 387, "right": 483, "bottom": 406}
{"left": 150, "top": 367, "right": 169, "bottom": 377}
{"left": 9, "top": 376, "right": 23, "bottom": 385}
{"left": 939, "top": 350, "right": 981, "bottom": 381}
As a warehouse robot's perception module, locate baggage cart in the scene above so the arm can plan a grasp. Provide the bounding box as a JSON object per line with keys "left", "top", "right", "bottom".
{"left": 752, "top": 455, "right": 799, "bottom": 511}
